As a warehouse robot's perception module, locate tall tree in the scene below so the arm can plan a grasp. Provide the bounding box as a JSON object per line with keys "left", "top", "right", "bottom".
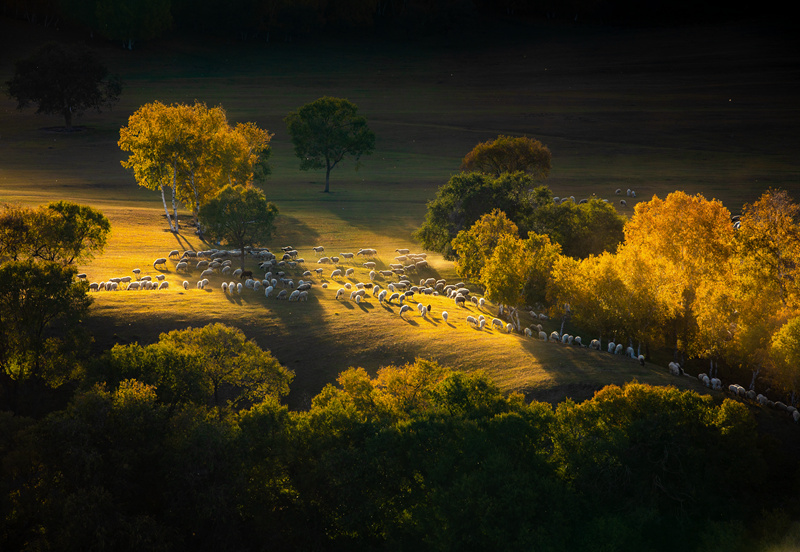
{"left": 451, "top": 208, "right": 519, "bottom": 282}
{"left": 119, "top": 101, "right": 271, "bottom": 232}
{"left": 5, "top": 42, "right": 121, "bottom": 130}
{"left": 284, "top": 96, "right": 375, "bottom": 193}
{"left": 198, "top": 184, "right": 279, "bottom": 270}
{"left": 461, "top": 134, "right": 551, "bottom": 179}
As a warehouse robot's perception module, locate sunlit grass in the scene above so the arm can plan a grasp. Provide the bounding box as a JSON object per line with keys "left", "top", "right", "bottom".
{"left": 1, "top": 18, "right": 797, "bottom": 407}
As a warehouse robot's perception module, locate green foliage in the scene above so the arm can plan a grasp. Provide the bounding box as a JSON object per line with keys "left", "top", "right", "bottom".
{"left": 0, "top": 260, "right": 90, "bottom": 397}
{"left": 461, "top": 134, "right": 552, "bottom": 179}
{"left": 481, "top": 232, "right": 562, "bottom": 308}
{"left": 0, "top": 201, "right": 111, "bottom": 265}
{"left": 198, "top": 184, "right": 279, "bottom": 269}
{"left": 5, "top": 41, "right": 121, "bottom": 129}
{"left": 451, "top": 208, "right": 519, "bottom": 282}
{"left": 284, "top": 96, "right": 375, "bottom": 193}
{"left": 414, "top": 171, "right": 535, "bottom": 259}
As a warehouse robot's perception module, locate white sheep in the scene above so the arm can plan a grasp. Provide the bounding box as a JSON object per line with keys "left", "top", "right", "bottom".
{"left": 158, "top": 281, "right": 169, "bottom": 290}
{"left": 466, "top": 315, "right": 478, "bottom": 326}
{"left": 388, "top": 292, "right": 400, "bottom": 303}
{"left": 442, "top": 311, "right": 449, "bottom": 323}
{"left": 345, "top": 268, "right": 355, "bottom": 277}
{"left": 491, "top": 318, "right": 504, "bottom": 330}
{"left": 607, "top": 342, "right": 616, "bottom": 353}
{"left": 638, "top": 355, "right": 645, "bottom": 366}
{"left": 331, "top": 269, "right": 342, "bottom": 278}
{"left": 153, "top": 258, "right": 167, "bottom": 269}
{"left": 794, "top": 410, "right": 800, "bottom": 423}
{"left": 506, "top": 323, "right": 513, "bottom": 333}
{"left": 399, "top": 304, "right": 412, "bottom": 317}
{"left": 550, "top": 331, "right": 560, "bottom": 342}
{"left": 614, "top": 344, "right": 623, "bottom": 355}
{"left": 183, "top": 281, "right": 189, "bottom": 290}
{"left": 668, "top": 362, "right": 681, "bottom": 376}
{"left": 590, "top": 339, "right": 601, "bottom": 350}
{"left": 538, "top": 331, "right": 547, "bottom": 341}
{"left": 168, "top": 249, "right": 180, "bottom": 258}
{"left": 336, "top": 288, "right": 346, "bottom": 299}
{"left": 396, "top": 248, "right": 410, "bottom": 255}
{"left": 222, "top": 282, "right": 228, "bottom": 292}
{"left": 626, "top": 346, "right": 635, "bottom": 358}
{"left": 711, "top": 378, "right": 722, "bottom": 391}
{"left": 127, "top": 282, "right": 140, "bottom": 291}
{"left": 175, "top": 261, "right": 189, "bottom": 272}
{"left": 363, "top": 262, "right": 376, "bottom": 269}
{"left": 574, "top": 336, "right": 582, "bottom": 347}
{"left": 265, "top": 286, "right": 274, "bottom": 298}
{"left": 524, "top": 327, "right": 532, "bottom": 337}
{"left": 561, "top": 334, "right": 569, "bottom": 344}
{"left": 378, "top": 289, "right": 388, "bottom": 302}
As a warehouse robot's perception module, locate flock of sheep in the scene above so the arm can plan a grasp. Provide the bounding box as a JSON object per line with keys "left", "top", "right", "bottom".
{"left": 82, "top": 241, "right": 797, "bottom": 424}
{"left": 551, "top": 187, "right": 638, "bottom": 208}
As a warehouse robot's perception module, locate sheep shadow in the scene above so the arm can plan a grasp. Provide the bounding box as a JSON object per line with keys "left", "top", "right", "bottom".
{"left": 401, "top": 317, "right": 419, "bottom": 326}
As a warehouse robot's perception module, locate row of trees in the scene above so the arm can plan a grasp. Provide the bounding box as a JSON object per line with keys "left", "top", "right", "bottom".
{"left": 450, "top": 188, "right": 800, "bottom": 403}
{"left": 3, "top": 353, "right": 796, "bottom": 551}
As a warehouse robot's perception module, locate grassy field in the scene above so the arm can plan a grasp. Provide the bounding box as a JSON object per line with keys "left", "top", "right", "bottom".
{"left": 1, "top": 16, "right": 798, "bottom": 408}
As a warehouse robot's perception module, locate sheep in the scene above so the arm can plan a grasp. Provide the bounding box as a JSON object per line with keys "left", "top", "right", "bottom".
{"left": 396, "top": 248, "right": 410, "bottom": 255}
{"left": 626, "top": 346, "right": 635, "bottom": 358}
{"left": 288, "top": 290, "right": 300, "bottom": 301}
{"left": 607, "top": 342, "right": 616, "bottom": 353}
{"left": 378, "top": 289, "right": 388, "bottom": 302}
{"left": 335, "top": 288, "right": 346, "bottom": 299}
{"left": 317, "top": 257, "right": 331, "bottom": 264}
{"left": 538, "top": 313, "right": 548, "bottom": 320}
{"left": 562, "top": 334, "right": 570, "bottom": 344}
{"left": 478, "top": 319, "right": 486, "bottom": 330}
{"left": 240, "top": 270, "right": 253, "bottom": 280}
{"left": 168, "top": 249, "right": 180, "bottom": 259}
{"left": 236, "top": 283, "right": 243, "bottom": 294}
{"left": 153, "top": 258, "right": 167, "bottom": 269}
{"left": 668, "top": 362, "right": 681, "bottom": 376}
{"left": 363, "top": 262, "right": 376, "bottom": 269}
{"left": 549, "top": 331, "right": 560, "bottom": 342}
{"left": 127, "top": 282, "right": 140, "bottom": 291}
{"left": 183, "top": 281, "right": 189, "bottom": 290}
{"left": 524, "top": 327, "right": 533, "bottom": 337}
{"left": 574, "top": 336, "right": 582, "bottom": 347}
{"left": 614, "top": 344, "right": 623, "bottom": 355}
{"left": 158, "top": 281, "right": 169, "bottom": 290}
{"left": 312, "top": 246, "right": 325, "bottom": 255}
{"left": 698, "top": 372, "right": 707, "bottom": 383}
{"left": 620, "top": 199, "right": 627, "bottom": 207}
{"left": 369, "top": 270, "right": 375, "bottom": 281}
{"left": 221, "top": 266, "right": 232, "bottom": 275}
{"left": 276, "top": 289, "right": 288, "bottom": 300}
{"left": 506, "top": 323, "right": 513, "bottom": 333}
{"left": 156, "top": 274, "right": 166, "bottom": 281}
{"left": 331, "top": 257, "right": 340, "bottom": 264}
{"left": 372, "top": 284, "right": 382, "bottom": 296}
{"left": 222, "top": 282, "right": 228, "bottom": 292}
{"left": 590, "top": 339, "right": 601, "bottom": 350}
{"left": 710, "top": 378, "right": 722, "bottom": 391}
{"left": 746, "top": 389, "right": 756, "bottom": 400}
{"left": 386, "top": 292, "right": 399, "bottom": 303}
{"left": 466, "top": 315, "right": 478, "bottom": 326}
{"left": 703, "top": 375, "right": 711, "bottom": 388}
{"left": 345, "top": 268, "right": 355, "bottom": 277}
{"left": 455, "top": 295, "right": 466, "bottom": 307}
{"left": 615, "top": 188, "right": 622, "bottom": 195}
{"left": 442, "top": 311, "right": 449, "bottom": 323}
{"left": 264, "top": 286, "right": 274, "bottom": 298}
{"left": 756, "top": 394, "right": 768, "bottom": 406}
{"left": 399, "top": 304, "right": 412, "bottom": 318}
{"left": 638, "top": 355, "right": 645, "bottom": 366}
{"left": 793, "top": 410, "right": 800, "bottom": 423}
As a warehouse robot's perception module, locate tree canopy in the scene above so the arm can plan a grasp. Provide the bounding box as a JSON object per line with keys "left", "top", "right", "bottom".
{"left": 0, "top": 201, "right": 110, "bottom": 265}
{"left": 284, "top": 96, "right": 375, "bottom": 193}
{"left": 5, "top": 42, "right": 121, "bottom": 130}
{"left": 199, "top": 184, "right": 279, "bottom": 269}
{"left": 461, "top": 134, "right": 551, "bottom": 179}
{"left": 119, "top": 101, "right": 272, "bottom": 232}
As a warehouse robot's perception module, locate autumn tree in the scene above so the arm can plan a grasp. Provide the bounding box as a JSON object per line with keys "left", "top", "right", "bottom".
{"left": 284, "top": 96, "right": 375, "bottom": 193}
{"left": 461, "top": 134, "right": 551, "bottom": 180}
{"left": 5, "top": 42, "right": 121, "bottom": 130}
{"left": 451, "top": 209, "right": 519, "bottom": 282}
{"left": 119, "top": 101, "right": 271, "bottom": 231}
{"left": 199, "top": 184, "right": 279, "bottom": 270}
{"left": 481, "top": 232, "right": 562, "bottom": 329}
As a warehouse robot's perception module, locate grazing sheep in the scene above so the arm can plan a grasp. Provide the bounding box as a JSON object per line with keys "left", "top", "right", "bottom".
{"left": 288, "top": 290, "right": 300, "bottom": 301}
{"left": 331, "top": 257, "right": 340, "bottom": 264}
{"left": 378, "top": 289, "right": 388, "bottom": 302}
{"left": 607, "top": 342, "right": 616, "bottom": 353}
{"left": 265, "top": 286, "right": 274, "bottom": 298}
{"left": 710, "top": 378, "right": 722, "bottom": 391}
{"left": 574, "top": 336, "right": 582, "bottom": 347}
{"left": 756, "top": 394, "right": 768, "bottom": 406}
{"left": 524, "top": 327, "right": 532, "bottom": 337}
{"left": 668, "top": 362, "right": 681, "bottom": 376}
{"left": 388, "top": 292, "right": 400, "bottom": 303}
{"left": 626, "top": 346, "right": 635, "bottom": 358}
{"left": 331, "top": 269, "right": 343, "bottom": 278}
{"left": 313, "top": 246, "right": 325, "bottom": 255}
{"left": 614, "top": 344, "right": 623, "bottom": 355}
{"left": 153, "top": 258, "right": 167, "bottom": 269}
{"left": 345, "top": 268, "right": 355, "bottom": 277}
{"left": 538, "top": 313, "right": 548, "bottom": 320}
{"left": 550, "top": 331, "right": 560, "bottom": 342}
{"left": 455, "top": 295, "right": 466, "bottom": 307}
{"left": 222, "top": 282, "right": 228, "bottom": 292}
{"left": 335, "top": 288, "right": 346, "bottom": 299}
{"left": 615, "top": 189, "right": 622, "bottom": 195}
{"left": 562, "top": 334, "right": 570, "bottom": 344}
{"left": 363, "top": 262, "right": 376, "bottom": 269}
{"left": 506, "top": 323, "right": 513, "bottom": 333}
{"left": 276, "top": 289, "right": 288, "bottom": 300}
{"left": 620, "top": 199, "right": 627, "bottom": 207}
{"left": 396, "top": 248, "right": 410, "bottom": 255}
{"left": 158, "top": 281, "right": 169, "bottom": 290}
{"left": 183, "top": 281, "right": 189, "bottom": 290}
{"left": 221, "top": 266, "right": 232, "bottom": 275}
{"left": 589, "top": 339, "right": 601, "bottom": 350}
{"left": 466, "top": 315, "right": 478, "bottom": 326}
{"left": 399, "top": 304, "right": 412, "bottom": 317}
{"left": 442, "top": 311, "right": 449, "bottom": 323}
{"left": 127, "top": 282, "right": 140, "bottom": 291}
{"left": 638, "top": 355, "right": 645, "bottom": 366}
{"left": 168, "top": 249, "right": 180, "bottom": 258}
{"left": 317, "top": 257, "right": 331, "bottom": 264}
{"left": 794, "top": 410, "right": 800, "bottom": 423}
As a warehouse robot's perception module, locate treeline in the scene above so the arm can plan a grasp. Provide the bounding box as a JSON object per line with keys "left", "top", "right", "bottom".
{"left": 3, "top": 353, "right": 799, "bottom": 551}
{"left": 1, "top": 0, "right": 759, "bottom": 46}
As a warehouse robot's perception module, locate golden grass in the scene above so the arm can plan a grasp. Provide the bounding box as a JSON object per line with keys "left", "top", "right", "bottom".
{"left": 2, "top": 18, "right": 797, "bottom": 407}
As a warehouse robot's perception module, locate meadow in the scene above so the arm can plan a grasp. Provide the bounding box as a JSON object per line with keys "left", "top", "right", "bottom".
{"left": 1, "top": 16, "right": 798, "bottom": 409}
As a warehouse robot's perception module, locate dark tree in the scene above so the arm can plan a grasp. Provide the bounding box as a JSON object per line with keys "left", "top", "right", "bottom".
{"left": 284, "top": 96, "right": 375, "bottom": 193}
{"left": 5, "top": 42, "right": 121, "bottom": 130}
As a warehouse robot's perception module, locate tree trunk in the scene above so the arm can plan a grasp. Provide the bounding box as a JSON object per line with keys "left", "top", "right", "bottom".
{"left": 324, "top": 164, "right": 331, "bottom": 193}
{"left": 749, "top": 367, "right": 760, "bottom": 391}
{"left": 171, "top": 166, "right": 179, "bottom": 231}
{"left": 160, "top": 185, "right": 176, "bottom": 232}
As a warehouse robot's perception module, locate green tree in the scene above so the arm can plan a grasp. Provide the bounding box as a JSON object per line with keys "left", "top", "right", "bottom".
{"left": 461, "top": 134, "right": 551, "bottom": 179}
{"left": 451, "top": 208, "right": 519, "bottom": 282}
{"left": 0, "top": 260, "right": 91, "bottom": 412}
{"left": 95, "top": 0, "right": 173, "bottom": 49}
{"left": 0, "top": 201, "right": 110, "bottom": 265}
{"left": 199, "top": 184, "right": 279, "bottom": 270}
{"left": 157, "top": 323, "right": 293, "bottom": 414}
{"left": 414, "top": 171, "right": 535, "bottom": 259}
{"left": 284, "top": 96, "right": 375, "bottom": 193}
{"left": 5, "top": 41, "right": 121, "bottom": 130}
